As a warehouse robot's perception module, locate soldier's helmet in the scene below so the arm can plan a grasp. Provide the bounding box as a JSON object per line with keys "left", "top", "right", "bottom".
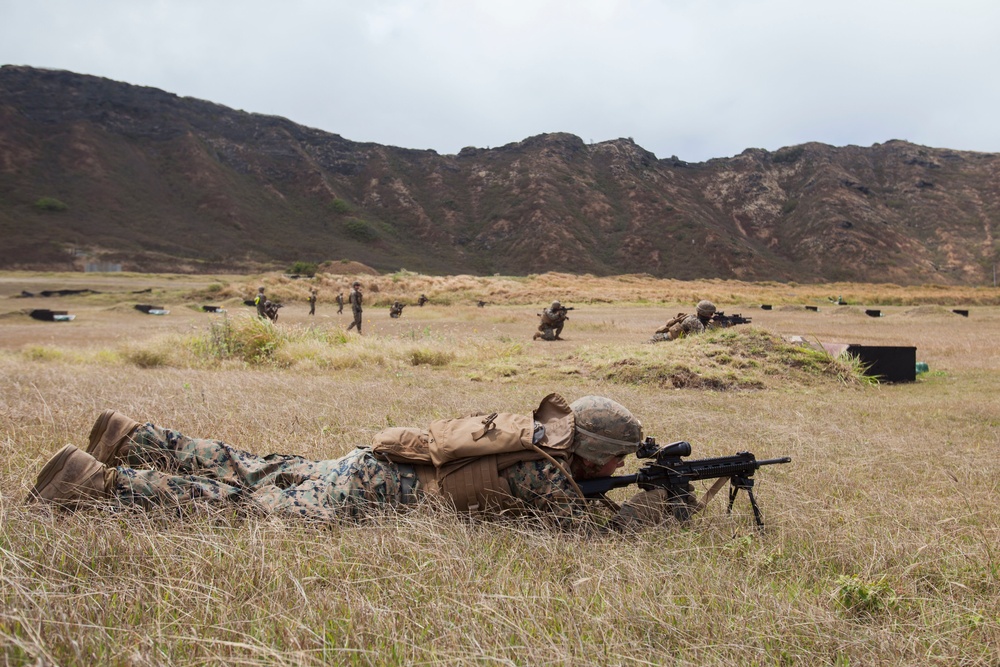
{"left": 696, "top": 300, "right": 717, "bottom": 317}
{"left": 570, "top": 396, "right": 643, "bottom": 466}
{"left": 258, "top": 286, "right": 265, "bottom": 292}
{"left": 352, "top": 281, "right": 361, "bottom": 287}
{"left": 551, "top": 300, "right": 561, "bottom": 310}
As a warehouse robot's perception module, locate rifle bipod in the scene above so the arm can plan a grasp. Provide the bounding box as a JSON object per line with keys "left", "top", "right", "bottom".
{"left": 727, "top": 475, "right": 765, "bottom": 529}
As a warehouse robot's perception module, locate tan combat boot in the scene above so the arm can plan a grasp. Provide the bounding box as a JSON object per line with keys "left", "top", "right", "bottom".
{"left": 26, "top": 445, "right": 116, "bottom": 508}
{"left": 86, "top": 409, "right": 140, "bottom": 465}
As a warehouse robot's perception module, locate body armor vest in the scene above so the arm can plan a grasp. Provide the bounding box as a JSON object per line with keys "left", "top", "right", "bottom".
{"left": 371, "top": 393, "right": 576, "bottom": 512}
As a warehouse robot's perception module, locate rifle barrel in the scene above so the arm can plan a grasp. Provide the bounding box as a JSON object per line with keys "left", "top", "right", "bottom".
{"left": 757, "top": 457, "right": 792, "bottom": 466}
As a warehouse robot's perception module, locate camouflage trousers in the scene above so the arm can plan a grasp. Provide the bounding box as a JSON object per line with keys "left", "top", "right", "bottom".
{"left": 113, "top": 424, "right": 413, "bottom": 520}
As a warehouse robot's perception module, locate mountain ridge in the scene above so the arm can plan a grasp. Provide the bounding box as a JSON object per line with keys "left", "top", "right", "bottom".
{"left": 2, "top": 65, "right": 998, "bottom": 284}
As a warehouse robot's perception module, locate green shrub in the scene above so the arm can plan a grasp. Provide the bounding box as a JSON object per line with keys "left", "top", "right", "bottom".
{"left": 289, "top": 261, "right": 318, "bottom": 277}
{"left": 344, "top": 219, "right": 379, "bottom": 242}
{"left": 330, "top": 198, "right": 351, "bottom": 214}
{"left": 194, "top": 316, "right": 280, "bottom": 363}
{"left": 34, "top": 197, "right": 68, "bottom": 212}
{"left": 835, "top": 575, "right": 897, "bottom": 616}
{"left": 22, "top": 346, "right": 66, "bottom": 362}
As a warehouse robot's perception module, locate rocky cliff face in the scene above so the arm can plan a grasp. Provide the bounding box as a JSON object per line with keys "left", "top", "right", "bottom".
{"left": 2, "top": 65, "right": 998, "bottom": 284}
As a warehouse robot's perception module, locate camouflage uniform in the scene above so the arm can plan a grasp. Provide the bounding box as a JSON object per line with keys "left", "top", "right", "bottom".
{"left": 254, "top": 289, "right": 267, "bottom": 319}
{"left": 678, "top": 314, "right": 709, "bottom": 336}
{"left": 110, "top": 423, "right": 581, "bottom": 523}
{"left": 650, "top": 301, "right": 717, "bottom": 342}
{"left": 534, "top": 304, "right": 568, "bottom": 341}
{"left": 336, "top": 293, "right": 344, "bottom": 314}
{"left": 347, "top": 286, "right": 363, "bottom": 333}
{"left": 308, "top": 290, "right": 317, "bottom": 316}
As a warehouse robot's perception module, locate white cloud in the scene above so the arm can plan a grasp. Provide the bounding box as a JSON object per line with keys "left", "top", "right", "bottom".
{"left": 1, "top": 0, "right": 998, "bottom": 161}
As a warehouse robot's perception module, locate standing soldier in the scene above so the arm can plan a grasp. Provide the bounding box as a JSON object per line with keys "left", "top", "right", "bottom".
{"left": 347, "top": 281, "right": 363, "bottom": 334}
{"left": 336, "top": 293, "right": 344, "bottom": 315}
{"left": 308, "top": 288, "right": 317, "bottom": 316}
{"left": 254, "top": 286, "right": 267, "bottom": 319}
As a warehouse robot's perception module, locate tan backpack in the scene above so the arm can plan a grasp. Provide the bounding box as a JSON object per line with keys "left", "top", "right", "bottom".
{"left": 371, "top": 393, "right": 576, "bottom": 511}
{"left": 653, "top": 312, "right": 689, "bottom": 340}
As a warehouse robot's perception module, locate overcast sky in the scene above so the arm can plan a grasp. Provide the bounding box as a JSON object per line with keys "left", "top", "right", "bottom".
{"left": 2, "top": 0, "right": 998, "bottom": 162}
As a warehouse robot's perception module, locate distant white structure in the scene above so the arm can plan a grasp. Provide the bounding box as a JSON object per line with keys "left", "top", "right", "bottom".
{"left": 84, "top": 262, "right": 122, "bottom": 272}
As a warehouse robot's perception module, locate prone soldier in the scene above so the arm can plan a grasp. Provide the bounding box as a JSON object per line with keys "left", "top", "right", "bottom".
{"left": 27, "top": 395, "right": 666, "bottom": 530}
{"left": 650, "top": 300, "right": 717, "bottom": 342}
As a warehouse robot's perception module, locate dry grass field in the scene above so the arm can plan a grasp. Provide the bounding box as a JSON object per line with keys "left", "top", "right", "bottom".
{"left": 1, "top": 270, "right": 998, "bottom": 666}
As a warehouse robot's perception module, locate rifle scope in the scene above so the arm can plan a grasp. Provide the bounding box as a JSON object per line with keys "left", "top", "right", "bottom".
{"left": 637, "top": 439, "right": 691, "bottom": 459}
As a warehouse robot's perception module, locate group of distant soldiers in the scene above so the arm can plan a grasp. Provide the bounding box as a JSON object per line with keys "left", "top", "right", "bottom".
{"left": 254, "top": 284, "right": 433, "bottom": 335}
{"left": 256, "top": 284, "right": 726, "bottom": 343}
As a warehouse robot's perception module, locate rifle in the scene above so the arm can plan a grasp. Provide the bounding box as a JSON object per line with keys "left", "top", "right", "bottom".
{"left": 711, "top": 311, "right": 752, "bottom": 327}
{"left": 577, "top": 438, "right": 790, "bottom": 528}
{"left": 553, "top": 306, "right": 575, "bottom": 317}
{"left": 536, "top": 306, "right": 575, "bottom": 318}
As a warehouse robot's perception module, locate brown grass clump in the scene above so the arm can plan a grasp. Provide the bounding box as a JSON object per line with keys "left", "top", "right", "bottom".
{"left": 590, "top": 328, "right": 866, "bottom": 391}
{"left": 316, "top": 259, "right": 380, "bottom": 275}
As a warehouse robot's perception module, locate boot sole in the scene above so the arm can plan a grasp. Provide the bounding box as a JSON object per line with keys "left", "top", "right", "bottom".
{"left": 26, "top": 444, "right": 76, "bottom": 503}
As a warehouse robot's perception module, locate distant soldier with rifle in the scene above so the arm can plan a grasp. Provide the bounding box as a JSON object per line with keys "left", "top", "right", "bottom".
{"left": 254, "top": 286, "right": 267, "bottom": 320}
{"left": 336, "top": 292, "right": 344, "bottom": 314}
{"left": 533, "top": 300, "right": 573, "bottom": 341}
{"left": 27, "top": 395, "right": 789, "bottom": 531}
{"left": 307, "top": 288, "right": 318, "bottom": 316}
{"left": 347, "top": 282, "right": 363, "bottom": 334}
{"left": 263, "top": 300, "right": 283, "bottom": 323}
{"left": 417, "top": 294, "right": 428, "bottom": 307}
{"left": 389, "top": 301, "right": 406, "bottom": 319}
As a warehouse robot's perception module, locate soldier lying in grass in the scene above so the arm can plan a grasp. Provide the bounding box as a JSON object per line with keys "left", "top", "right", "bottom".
{"left": 27, "top": 395, "right": 687, "bottom": 529}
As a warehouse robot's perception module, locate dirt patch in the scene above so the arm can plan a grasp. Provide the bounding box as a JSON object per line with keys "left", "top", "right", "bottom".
{"left": 318, "top": 260, "right": 380, "bottom": 276}
{"left": 900, "top": 305, "right": 956, "bottom": 317}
